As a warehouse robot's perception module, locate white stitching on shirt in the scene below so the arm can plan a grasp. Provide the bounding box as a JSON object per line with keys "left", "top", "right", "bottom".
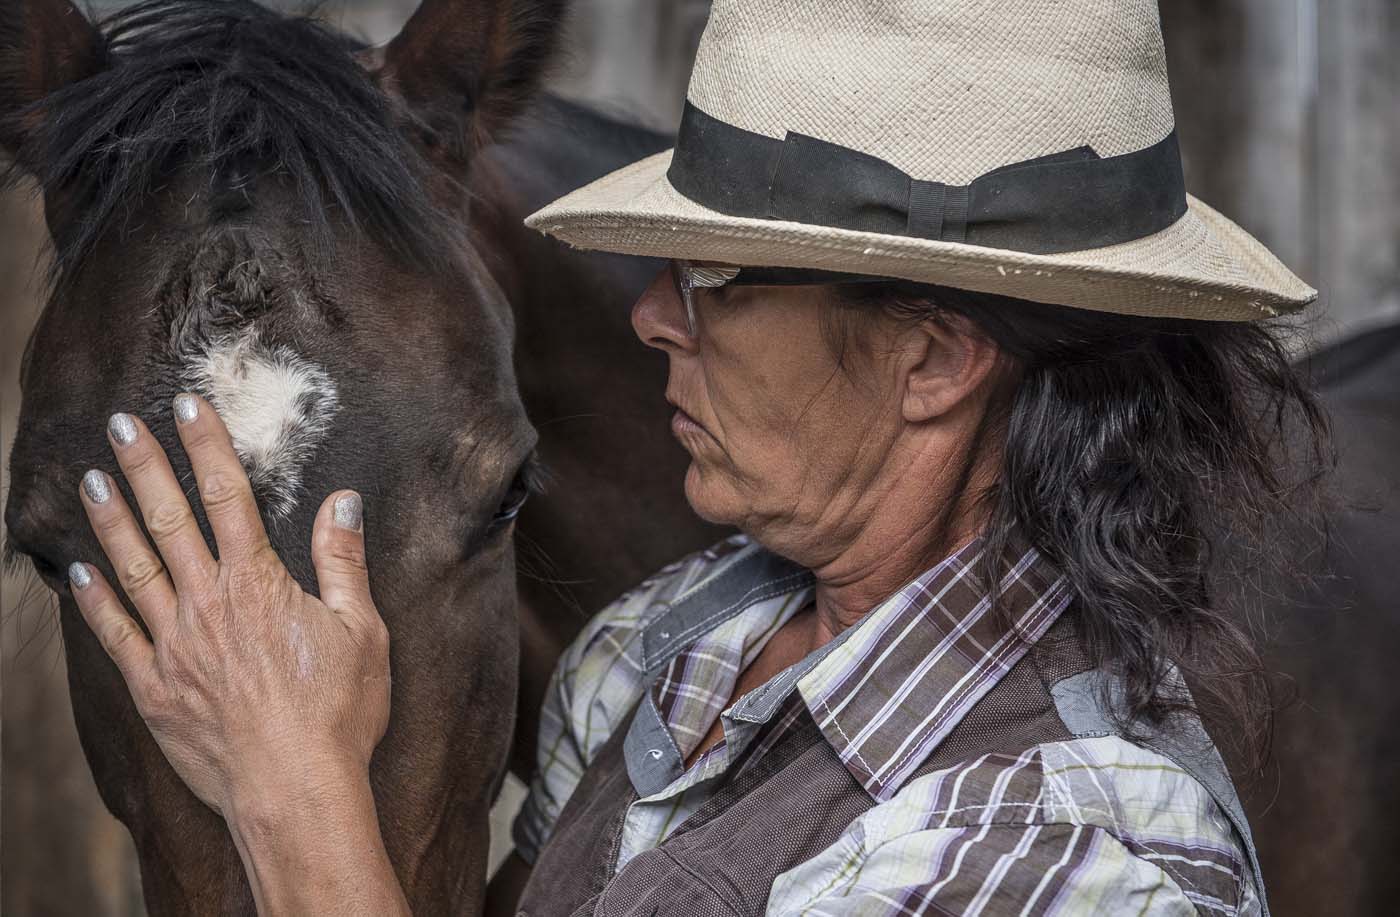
{"left": 648, "top": 690, "right": 686, "bottom": 761}
{"left": 816, "top": 695, "right": 880, "bottom": 784}
{"left": 647, "top": 571, "right": 813, "bottom": 667}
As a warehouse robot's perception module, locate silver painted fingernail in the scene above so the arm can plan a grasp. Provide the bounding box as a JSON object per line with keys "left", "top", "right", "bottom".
{"left": 333, "top": 492, "right": 363, "bottom": 531}
{"left": 82, "top": 469, "right": 111, "bottom": 504}
{"left": 173, "top": 393, "right": 199, "bottom": 424}
{"left": 108, "top": 413, "right": 138, "bottom": 447}
{"left": 68, "top": 562, "right": 92, "bottom": 590}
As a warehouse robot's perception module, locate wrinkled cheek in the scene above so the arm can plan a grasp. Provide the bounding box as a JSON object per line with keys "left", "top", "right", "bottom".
{"left": 787, "top": 399, "right": 896, "bottom": 511}
{"left": 707, "top": 376, "right": 794, "bottom": 452}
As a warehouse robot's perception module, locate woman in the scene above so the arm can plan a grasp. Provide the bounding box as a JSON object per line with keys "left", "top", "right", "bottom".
{"left": 67, "top": 0, "right": 1324, "bottom": 913}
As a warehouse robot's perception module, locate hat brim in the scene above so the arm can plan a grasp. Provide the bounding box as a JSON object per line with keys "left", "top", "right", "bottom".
{"left": 526, "top": 150, "right": 1316, "bottom": 321}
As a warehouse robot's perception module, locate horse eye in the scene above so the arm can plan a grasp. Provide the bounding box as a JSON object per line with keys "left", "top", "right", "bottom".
{"left": 494, "top": 475, "right": 529, "bottom": 523}
{"left": 490, "top": 458, "right": 539, "bottom": 529}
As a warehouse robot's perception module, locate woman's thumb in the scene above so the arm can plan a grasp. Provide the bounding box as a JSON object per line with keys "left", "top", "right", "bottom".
{"left": 312, "top": 490, "right": 373, "bottom": 618}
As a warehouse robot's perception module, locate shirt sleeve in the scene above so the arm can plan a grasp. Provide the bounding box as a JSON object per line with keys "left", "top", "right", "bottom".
{"left": 511, "top": 535, "right": 760, "bottom": 865}
{"left": 511, "top": 657, "right": 589, "bottom": 865}
{"left": 511, "top": 583, "right": 649, "bottom": 865}
{"left": 768, "top": 822, "right": 1204, "bottom": 916}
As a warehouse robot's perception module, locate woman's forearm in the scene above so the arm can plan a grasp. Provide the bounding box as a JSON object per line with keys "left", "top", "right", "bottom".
{"left": 228, "top": 756, "right": 410, "bottom": 917}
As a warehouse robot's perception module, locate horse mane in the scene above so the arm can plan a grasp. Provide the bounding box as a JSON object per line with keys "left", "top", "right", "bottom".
{"left": 4, "top": 0, "right": 455, "bottom": 283}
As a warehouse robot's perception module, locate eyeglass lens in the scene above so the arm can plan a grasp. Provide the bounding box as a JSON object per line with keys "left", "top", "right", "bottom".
{"left": 672, "top": 260, "right": 699, "bottom": 334}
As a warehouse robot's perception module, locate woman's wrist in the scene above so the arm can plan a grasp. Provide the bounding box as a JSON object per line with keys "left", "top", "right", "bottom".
{"left": 225, "top": 742, "right": 371, "bottom": 830}
{"left": 226, "top": 753, "right": 409, "bottom": 916}
{"left": 227, "top": 748, "right": 367, "bottom": 837}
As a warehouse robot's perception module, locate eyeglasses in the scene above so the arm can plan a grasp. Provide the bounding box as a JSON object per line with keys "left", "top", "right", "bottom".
{"left": 671, "top": 261, "right": 739, "bottom": 335}
{"left": 670, "top": 260, "right": 893, "bottom": 334}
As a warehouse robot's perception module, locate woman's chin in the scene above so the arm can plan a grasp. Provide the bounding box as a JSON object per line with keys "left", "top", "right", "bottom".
{"left": 683, "top": 463, "right": 744, "bottom": 527}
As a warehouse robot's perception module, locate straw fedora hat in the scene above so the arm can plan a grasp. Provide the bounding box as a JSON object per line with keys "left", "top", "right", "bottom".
{"left": 528, "top": 0, "right": 1316, "bottom": 321}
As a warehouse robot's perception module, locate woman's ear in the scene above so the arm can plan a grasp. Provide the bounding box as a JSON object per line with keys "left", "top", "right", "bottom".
{"left": 900, "top": 317, "right": 1004, "bottom": 423}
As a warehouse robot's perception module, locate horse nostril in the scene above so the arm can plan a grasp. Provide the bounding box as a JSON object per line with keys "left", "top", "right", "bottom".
{"left": 26, "top": 552, "right": 63, "bottom": 582}
{"left": 2, "top": 527, "right": 62, "bottom": 583}
{"left": 4, "top": 491, "right": 78, "bottom": 586}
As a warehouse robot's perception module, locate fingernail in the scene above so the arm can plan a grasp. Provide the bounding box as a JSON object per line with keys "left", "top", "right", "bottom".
{"left": 82, "top": 469, "right": 111, "bottom": 504}
{"left": 68, "top": 562, "right": 92, "bottom": 590}
{"left": 108, "top": 413, "right": 138, "bottom": 447}
{"left": 333, "top": 492, "right": 363, "bottom": 531}
{"left": 173, "top": 393, "right": 199, "bottom": 424}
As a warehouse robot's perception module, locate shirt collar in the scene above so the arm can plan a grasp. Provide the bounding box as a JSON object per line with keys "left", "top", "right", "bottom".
{"left": 639, "top": 542, "right": 813, "bottom": 676}
{"left": 797, "top": 536, "right": 1072, "bottom": 801}
{"left": 631, "top": 535, "right": 1071, "bottom": 802}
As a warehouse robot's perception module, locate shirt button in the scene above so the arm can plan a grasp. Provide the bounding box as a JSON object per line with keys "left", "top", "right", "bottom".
{"left": 647, "top": 748, "right": 664, "bottom": 760}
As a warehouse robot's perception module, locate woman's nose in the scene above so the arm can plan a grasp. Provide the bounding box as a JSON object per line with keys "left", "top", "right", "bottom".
{"left": 632, "top": 267, "right": 698, "bottom": 354}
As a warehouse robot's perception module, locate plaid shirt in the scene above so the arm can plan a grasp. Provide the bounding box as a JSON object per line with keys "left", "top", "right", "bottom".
{"left": 514, "top": 536, "right": 1261, "bottom": 915}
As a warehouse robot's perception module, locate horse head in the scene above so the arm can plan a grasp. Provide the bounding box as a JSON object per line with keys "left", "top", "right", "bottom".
{"left": 1, "top": 0, "right": 564, "bottom": 910}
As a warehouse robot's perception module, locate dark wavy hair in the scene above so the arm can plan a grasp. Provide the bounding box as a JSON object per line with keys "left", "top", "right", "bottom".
{"left": 829, "top": 282, "right": 1331, "bottom": 774}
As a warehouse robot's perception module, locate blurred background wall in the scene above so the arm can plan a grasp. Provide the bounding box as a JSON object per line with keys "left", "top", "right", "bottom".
{"left": 2, "top": 0, "right": 1395, "bottom": 913}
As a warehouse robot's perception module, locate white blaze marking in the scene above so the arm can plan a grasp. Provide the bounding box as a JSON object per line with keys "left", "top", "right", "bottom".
{"left": 183, "top": 329, "right": 339, "bottom": 519}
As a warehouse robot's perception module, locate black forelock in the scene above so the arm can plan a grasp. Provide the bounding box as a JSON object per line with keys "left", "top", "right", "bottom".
{"left": 5, "top": 0, "right": 456, "bottom": 283}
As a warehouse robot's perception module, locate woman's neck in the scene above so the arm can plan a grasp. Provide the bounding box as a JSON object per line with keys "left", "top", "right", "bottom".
{"left": 796, "top": 474, "right": 994, "bottom": 655}
{"left": 749, "top": 415, "right": 1005, "bottom": 656}
{"left": 807, "top": 517, "right": 980, "bottom": 652}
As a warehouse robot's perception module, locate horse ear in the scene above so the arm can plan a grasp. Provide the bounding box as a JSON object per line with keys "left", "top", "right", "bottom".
{"left": 377, "top": 0, "right": 566, "bottom": 164}
{"left": 0, "top": 0, "right": 104, "bottom": 159}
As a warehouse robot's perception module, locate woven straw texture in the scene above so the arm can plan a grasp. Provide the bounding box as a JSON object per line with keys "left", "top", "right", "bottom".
{"left": 690, "top": 0, "right": 1175, "bottom": 183}
{"left": 527, "top": 0, "right": 1317, "bottom": 319}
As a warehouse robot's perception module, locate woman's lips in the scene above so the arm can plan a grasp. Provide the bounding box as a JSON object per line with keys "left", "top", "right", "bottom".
{"left": 670, "top": 407, "right": 709, "bottom": 441}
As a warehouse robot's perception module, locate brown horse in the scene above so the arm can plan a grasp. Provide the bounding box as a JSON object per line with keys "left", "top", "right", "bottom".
{"left": 1, "top": 0, "right": 714, "bottom": 912}
{"left": 1242, "top": 322, "right": 1400, "bottom": 916}
{"left": 470, "top": 98, "right": 726, "bottom": 778}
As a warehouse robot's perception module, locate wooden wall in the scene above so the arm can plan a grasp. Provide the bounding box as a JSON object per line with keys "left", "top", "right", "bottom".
{"left": 1163, "top": 0, "right": 1399, "bottom": 339}
{"left": 3, "top": 1, "right": 1395, "bottom": 914}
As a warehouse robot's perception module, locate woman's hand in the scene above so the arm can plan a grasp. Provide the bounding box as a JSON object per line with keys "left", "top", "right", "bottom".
{"left": 67, "top": 393, "right": 391, "bottom": 820}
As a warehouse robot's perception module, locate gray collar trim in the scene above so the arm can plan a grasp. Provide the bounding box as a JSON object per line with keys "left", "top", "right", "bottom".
{"left": 640, "top": 547, "right": 813, "bottom": 675}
